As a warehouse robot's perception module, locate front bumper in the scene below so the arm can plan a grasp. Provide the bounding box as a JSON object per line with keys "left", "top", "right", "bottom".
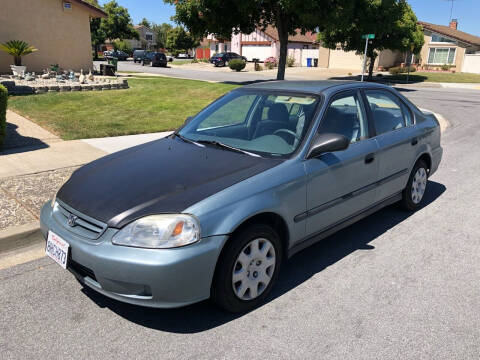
{"left": 40, "top": 203, "right": 228, "bottom": 308}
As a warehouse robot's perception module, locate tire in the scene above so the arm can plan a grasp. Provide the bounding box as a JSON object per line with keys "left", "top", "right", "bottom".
{"left": 399, "top": 160, "right": 428, "bottom": 211}
{"left": 211, "top": 224, "right": 283, "bottom": 313}
{"left": 141, "top": 61, "right": 145, "bottom": 66}
{"left": 224, "top": 61, "right": 229, "bottom": 67}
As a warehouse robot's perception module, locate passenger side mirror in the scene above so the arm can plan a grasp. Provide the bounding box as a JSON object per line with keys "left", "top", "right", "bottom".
{"left": 307, "top": 133, "right": 349, "bottom": 159}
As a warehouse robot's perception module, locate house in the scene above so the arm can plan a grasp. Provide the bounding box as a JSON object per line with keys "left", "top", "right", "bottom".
{"left": 196, "top": 35, "right": 231, "bottom": 60}
{"left": 418, "top": 20, "right": 480, "bottom": 73}
{"left": 127, "top": 25, "right": 157, "bottom": 51}
{"left": 231, "top": 26, "right": 319, "bottom": 65}
{"left": 0, "top": 0, "right": 106, "bottom": 73}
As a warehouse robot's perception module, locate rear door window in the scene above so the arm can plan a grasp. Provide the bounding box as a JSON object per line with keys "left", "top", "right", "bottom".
{"left": 365, "top": 90, "right": 408, "bottom": 135}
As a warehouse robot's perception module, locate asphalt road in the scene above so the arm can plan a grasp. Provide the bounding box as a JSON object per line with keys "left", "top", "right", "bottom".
{"left": 1, "top": 87, "right": 480, "bottom": 359}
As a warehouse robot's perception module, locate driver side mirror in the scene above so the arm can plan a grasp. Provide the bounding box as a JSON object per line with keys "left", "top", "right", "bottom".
{"left": 307, "top": 133, "right": 349, "bottom": 159}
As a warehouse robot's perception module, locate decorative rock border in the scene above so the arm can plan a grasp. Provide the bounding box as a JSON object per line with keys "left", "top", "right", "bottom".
{"left": 0, "top": 78, "right": 129, "bottom": 95}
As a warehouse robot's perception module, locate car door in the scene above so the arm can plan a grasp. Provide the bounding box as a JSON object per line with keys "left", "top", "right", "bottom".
{"left": 304, "top": 90, "right": 380, "bottom": 237}
{"left": 363, "top": 89, "right": 418, "bottom": 202}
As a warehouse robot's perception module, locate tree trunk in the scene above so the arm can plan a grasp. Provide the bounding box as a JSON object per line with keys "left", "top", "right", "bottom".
{"left": 275, "top": 13, "right": 289, "bottom": 80}
{"left": 93, "top": 44, "right": 99, "bottom": 60}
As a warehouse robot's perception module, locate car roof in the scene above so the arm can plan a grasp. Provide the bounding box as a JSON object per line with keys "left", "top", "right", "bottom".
{"left": 242, "top": 80, "right": 391, "bottom": 95}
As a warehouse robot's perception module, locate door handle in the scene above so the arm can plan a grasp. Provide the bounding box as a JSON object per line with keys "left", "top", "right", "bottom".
{"left": 411, "top": 138, "right": 418, "bottom": 146}
{"left": 365, "top": 153, "right": 375, "bottom": 164}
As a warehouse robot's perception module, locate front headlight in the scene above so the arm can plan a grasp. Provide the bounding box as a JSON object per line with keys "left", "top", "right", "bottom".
{"left": 111, "top": 214, "right": 200, "bottom": 249}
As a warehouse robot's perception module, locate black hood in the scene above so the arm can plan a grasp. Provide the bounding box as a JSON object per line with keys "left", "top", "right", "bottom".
{"left": 57, "top": 136, "right": 282, "bottom": 228}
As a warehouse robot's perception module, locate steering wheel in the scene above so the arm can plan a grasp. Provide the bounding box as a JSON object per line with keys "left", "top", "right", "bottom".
{"left": 273, "top": 129, "right": 301, "bottom": 141}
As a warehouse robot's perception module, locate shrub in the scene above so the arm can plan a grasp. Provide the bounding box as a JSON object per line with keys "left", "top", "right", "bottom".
{"left": 286, "top": 56, "right": 295, "bottom": 67}
{"left": 441, "top": 64, "right": 450, "bottom": 71}
{"left": 0, "top": 85, "right": 7, "bottom": 149}
{"left": 264, "top": 57, "right": 278, "bottom": 69}
{"left": 229, "top": 59, "right": 246, "bottom": 72}
{"left": 388, "top": 66, "right": 416, "bottom": 75}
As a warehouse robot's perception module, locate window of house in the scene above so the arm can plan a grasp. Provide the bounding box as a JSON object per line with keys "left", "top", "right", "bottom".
{"left": 431, "top": 34, "right": 456, "bottom": 44}
{"left": 427, "top": 48, "right": 456, "bottom": 64}
{"left": 145, "top": 34, "right": 153, "bottom": 41}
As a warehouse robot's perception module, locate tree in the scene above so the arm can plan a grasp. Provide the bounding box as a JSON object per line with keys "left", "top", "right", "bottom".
{"left": 90, "top": 1, "right": 139, "bottom": 59}
{"left": 319, "top": 0, "right": 424, "bottom": 80}
{"left": 113, "top": 40, "right": 133, "bottom": 54}
{"left": 139, "top": 18, "right": 152, "bottom": 28}
{"left": 166, "top": 27, "right": 199, "bottom": 56}
{"left": 165, "top": 0, "right": 355, "bottom": 80}
{"left": 152, "top": 23, "right": 173, "bottom": 50}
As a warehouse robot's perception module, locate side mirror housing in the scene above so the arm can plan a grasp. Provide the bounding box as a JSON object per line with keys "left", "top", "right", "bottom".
{"left": 307, "top": 133, "right": 349, "bottom": 159}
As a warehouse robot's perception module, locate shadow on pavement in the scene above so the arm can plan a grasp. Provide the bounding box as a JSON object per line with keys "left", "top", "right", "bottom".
{"left": 81, "top": 181, "right": 446, "bottom": 333}
{"left": 1, "top": 122, "right": 49, "bottom": 155}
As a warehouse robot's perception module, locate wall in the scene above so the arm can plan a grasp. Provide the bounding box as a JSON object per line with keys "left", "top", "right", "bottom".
{"left": 0, "top": 0, "right": 95, "bottom": 73}
{"left": 462, "top": 54, "right": 480, "bottom": 74}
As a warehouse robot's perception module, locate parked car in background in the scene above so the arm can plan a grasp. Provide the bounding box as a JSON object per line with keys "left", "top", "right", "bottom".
{"left": 177, "top": 53, "right": 191, "bottom": 59}
{"left": 133, "top": 49, "right": 150, "bottom": 63}
{"left": 103, "top": 50, "right": 129, "bottom": 61}
{"left": 210, "top": 52, "right": 247, "bottom": 67}
{"left": 166, "top": 54, "right": 174, "bottom": 62}
{"left": 42, "top": 81, "right": 442, "bottom": 313}
{"left": 141, "top": 52, "right": 168, "bottom": 67}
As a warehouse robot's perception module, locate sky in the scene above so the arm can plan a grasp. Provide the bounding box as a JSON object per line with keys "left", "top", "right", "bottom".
{"left": 99, "top": 0, "right": 480, "bottom": 37}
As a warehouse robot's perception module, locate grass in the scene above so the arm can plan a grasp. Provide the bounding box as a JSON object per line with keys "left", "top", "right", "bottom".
{"left": 383, "top": 71, "right": 480, "bottom": 83}
{"left": 8, "top": 77, "right": 238, "bottom": 140}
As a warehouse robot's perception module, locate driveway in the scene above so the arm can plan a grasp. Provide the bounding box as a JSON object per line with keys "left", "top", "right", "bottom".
{"left": 1, "top": 87, "right": 479, "bottom": 359}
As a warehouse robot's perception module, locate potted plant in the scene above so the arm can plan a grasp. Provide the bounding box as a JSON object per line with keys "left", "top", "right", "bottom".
{"left": 0, "top": 40, "right": 38, "bottom": 77}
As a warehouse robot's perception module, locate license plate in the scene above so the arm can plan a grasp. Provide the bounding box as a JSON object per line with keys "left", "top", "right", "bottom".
{"left": 45, "top": 231, "right": 70, "bottom": 269}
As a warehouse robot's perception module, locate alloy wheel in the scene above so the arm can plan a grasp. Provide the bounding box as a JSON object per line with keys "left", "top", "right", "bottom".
{"left": 232, "top": 238, "right": 276, "bottom": 300}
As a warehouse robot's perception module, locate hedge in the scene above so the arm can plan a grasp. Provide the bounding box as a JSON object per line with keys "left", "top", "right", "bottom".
{"left": 0, "top": 85, "right": 7, "bottom": 149}
{"left": 388, "top": 66, "right": 417, "bottom": 75}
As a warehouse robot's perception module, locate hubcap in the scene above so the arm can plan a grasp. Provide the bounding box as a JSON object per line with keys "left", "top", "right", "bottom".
{"left": 411, "top": 167, "right": 427, "bottom": 204}
{"left": 232, "top": 238, "right": 276, "bottom": 301}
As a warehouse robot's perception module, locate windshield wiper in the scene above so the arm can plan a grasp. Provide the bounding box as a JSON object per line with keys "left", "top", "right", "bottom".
{"left": 196, "top": 140, "right": 261, "bottom": 157}
{"left": 174, "top": 133, "right": 205, "bottom": 147}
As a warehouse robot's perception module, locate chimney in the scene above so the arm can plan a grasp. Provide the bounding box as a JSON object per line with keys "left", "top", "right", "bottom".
{"left": 449, "top": 19, "right": 458, "bottom": 30}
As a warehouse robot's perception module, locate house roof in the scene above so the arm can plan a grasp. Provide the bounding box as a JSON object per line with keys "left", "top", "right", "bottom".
{"left": 262, "top": 26, "right": 318, "bottom": 44}
{"left": 71, "top": 0, "right": 107, "bottom": 18}
{"left": 419, "top": 21, "right": 480, "bottom": 46}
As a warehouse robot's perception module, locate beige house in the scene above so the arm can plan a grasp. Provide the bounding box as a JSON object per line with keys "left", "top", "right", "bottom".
{"left": 126, "top": 25, "right": 157, "bottom": 50}
{"left": 0, "top": 0, "right": 106, "bottom": 74}
{"left": 418, "top": 20, "right": 480, "bottom": 72}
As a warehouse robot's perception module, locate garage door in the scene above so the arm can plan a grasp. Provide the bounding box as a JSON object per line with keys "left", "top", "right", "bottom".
{"left": 242, "top": 45, "right": 272, "bottom": 62}
{"left": 329, "top": 49, "right": 363, "bottom": 70}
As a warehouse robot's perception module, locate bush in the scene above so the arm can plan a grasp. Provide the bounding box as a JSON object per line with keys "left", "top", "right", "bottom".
{"left": 0, "top": 85, "right": 7, "bottom": 149}
{"left": 229, "top": 59, "right": 246, "bottom": 72}
{"left": 388, "top": 66, "right": 416, "bottom": 75}
{"left": 286, "top": 56, "right": 295, "bottom": 67}
{"left": 264, "top": 57, "right": 278, "bottom": 69}
{"left": 441, "top": 64, "right": 450, "bottom": 71}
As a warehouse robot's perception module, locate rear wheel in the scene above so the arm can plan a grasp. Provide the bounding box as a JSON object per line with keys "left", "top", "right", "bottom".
{"left": 211, "top": 224, "right": 282, "bottom": 313}
{"left": 400, "top": 160, "right": 428, "bottom": 211}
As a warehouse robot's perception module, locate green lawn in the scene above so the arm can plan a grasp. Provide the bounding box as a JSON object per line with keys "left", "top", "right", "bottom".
{"left": 8, "top": 78, "right": 238, "bottom": 140}
{"left": 384, "top": 71, "right": 480, "bottom": 83}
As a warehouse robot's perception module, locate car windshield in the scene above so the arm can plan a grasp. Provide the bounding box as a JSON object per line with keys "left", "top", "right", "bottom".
{"left": 215, "top": 53, "right": 225, "bottom": 57}
{"left": 178, "top": 89, "right": 321, "bottom": 157}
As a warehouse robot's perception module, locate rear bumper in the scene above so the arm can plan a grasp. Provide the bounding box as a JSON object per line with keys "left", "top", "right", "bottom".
{"left": 430, "top": 146, "right": 443, "bottom": 176}
{"left": 40, "top": 203, "right": 228, "bottom": 308}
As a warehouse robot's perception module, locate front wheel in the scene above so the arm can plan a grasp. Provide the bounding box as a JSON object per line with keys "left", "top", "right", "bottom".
{"left": 211, "top": 224, "right": 282, "bottom": 313}
{"left": 399, "top": 160, "right": 428, "bottom": 211}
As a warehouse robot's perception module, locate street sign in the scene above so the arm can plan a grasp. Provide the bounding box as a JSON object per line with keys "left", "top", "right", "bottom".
{"left": 362, "top": 34, "right": 375, "bottom": 39}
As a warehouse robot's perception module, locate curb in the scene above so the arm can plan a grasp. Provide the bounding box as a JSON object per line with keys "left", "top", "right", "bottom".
{"left": 0, "top": 222, "right": 43, "bottom": 254}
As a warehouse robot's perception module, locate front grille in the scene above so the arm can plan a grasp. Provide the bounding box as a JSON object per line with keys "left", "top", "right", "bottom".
{"left": 53, "top": 201, "right": 107, "bottom": 240}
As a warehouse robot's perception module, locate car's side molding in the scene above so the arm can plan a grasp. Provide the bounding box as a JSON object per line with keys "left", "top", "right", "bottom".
{"left": 294, "top": 168, "right": 408, "bottom": 223}
{"left": 288, "top": 192, "right": 403, "bottom": 258}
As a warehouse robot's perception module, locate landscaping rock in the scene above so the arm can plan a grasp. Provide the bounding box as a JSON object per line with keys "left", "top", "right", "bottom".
{"left": 71, "top": 85, "right": 81, "bottom": 91}
{"left": 81, "top": 85, "right": 92, "bottom": 91}
{"left": 59, "top": 85, "right": 71, "bottom": 92}
{"left": 102, "top": 84, "right": 111, "bottom": 90}
{"left": 48, "top": 85, "right": 59, "bottom": 92}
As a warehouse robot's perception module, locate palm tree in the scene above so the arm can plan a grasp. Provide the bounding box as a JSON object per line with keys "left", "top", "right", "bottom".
{"left": 0, "top": 40, "right": 38, "bottom": 66}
